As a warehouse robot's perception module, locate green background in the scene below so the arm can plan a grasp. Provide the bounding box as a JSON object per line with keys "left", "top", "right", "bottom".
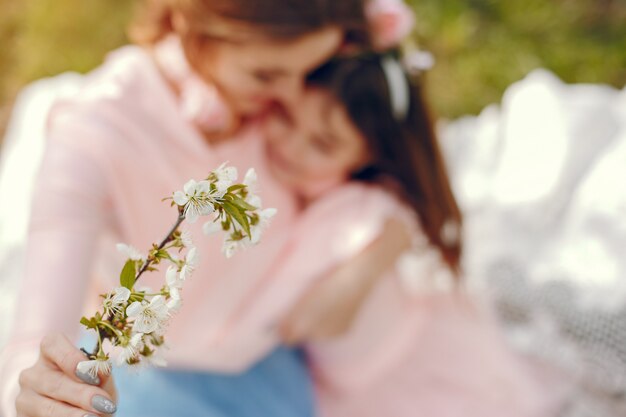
{"left": 0, "top": 0, "right": 625, "bottom": 134}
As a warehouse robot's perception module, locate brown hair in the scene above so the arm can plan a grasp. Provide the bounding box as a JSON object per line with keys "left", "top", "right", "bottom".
{"left": 130, "top": 0, "right": 370, "bottom": 46}
{"left": 308, "top": 54, "right": 463, "bottom": 274}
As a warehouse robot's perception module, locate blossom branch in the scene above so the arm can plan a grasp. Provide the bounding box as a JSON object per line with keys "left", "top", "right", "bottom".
{"left": 78, "top": 164, "right": 276, "bottom": 373}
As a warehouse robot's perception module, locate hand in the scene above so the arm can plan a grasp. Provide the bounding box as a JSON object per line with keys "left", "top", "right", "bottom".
{"left": 16, "top": 333, "right": 117, "bottom": 417}
{"left": 280, "top": 266, "right": 370, "bottom": 345}
{"left": 280, "top": 218, "right": 411, "bottom": 344}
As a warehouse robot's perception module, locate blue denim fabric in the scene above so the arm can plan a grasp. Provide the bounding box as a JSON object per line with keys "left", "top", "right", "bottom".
{"left": 111, "top": 347, "right": 316, "bottom": 417}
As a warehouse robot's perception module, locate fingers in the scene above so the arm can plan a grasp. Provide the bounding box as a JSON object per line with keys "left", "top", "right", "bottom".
{"left": 39, "top": 333, "right": 102, "bottom": 385}
{"left": 16, "top": 388, "right": 100, "bottom": 417}
{"left": 279, "top": 309, "right": 317, "bottom": 345}
{"left": 19, "top": 366, "right": 117, "bottom": 415}
{"left": 279, "top": 322, "right": 300, "bottom": 346}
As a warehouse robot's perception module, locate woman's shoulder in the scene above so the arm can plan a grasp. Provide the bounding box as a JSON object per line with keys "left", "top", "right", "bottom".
{"left": 295, "top": 182, "right": 419, "bottom": 261}
{"left": 46, "top": 44, "right": 173, "bottom": 135}
{"left": 42, "top": 43, "right": 186, "bottom": 159}
{"left": 305, "top": 182, "right": 415, "bottom": 227}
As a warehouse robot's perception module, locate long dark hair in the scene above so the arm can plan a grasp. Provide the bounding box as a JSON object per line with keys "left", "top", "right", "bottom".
{"left": 308, "top": 54, "right": 463, "bottom": 273}
{"left": 130, "top": 0, "right": 370, "bottom": 46}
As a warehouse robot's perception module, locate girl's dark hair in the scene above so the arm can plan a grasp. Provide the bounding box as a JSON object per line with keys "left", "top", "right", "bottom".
{"left": 130, "top": 0, "right": 370, "bottom": 46}
{"left": 308, "top": 54, "right": 463, "bottom": 274}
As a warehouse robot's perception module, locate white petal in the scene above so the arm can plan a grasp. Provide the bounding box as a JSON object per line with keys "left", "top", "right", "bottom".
{"left": 222, "top": 241, "right": 238, "bottom": 258}
{"left": 247, "top": 194, "right": 262, "bottom": 208}
{"left": 130, "top": 333, "right": 144, "bottom": 347}
{"left": 165, "top": 266, "right": 178, "bottom": 287}
{"left": 173, "top": 191, "right": 189, "bottom": 206}
{"left": 126, "top": 301, "right": 144, "bottom": 318}
{"left": 180, "top": 264, "right": 193, "bottom": 281}
{"left": 185, "top": 208, "right": 199, "bottom": 223}
{"left": 260, "top": 207, "right": 277, "bottom": 220}
{"left": 147, "top": 351, "right": 168, "bottom": 367}
{"left": 183, "top": 179, "right": 198, "bottom": 195}
{"left": 134, "top": 317, "right": 158, "bottom": 334}
{"left": 250, "top": 226, "right": 262, "bottom": 244}
{"left": 215, "top": 179, "right": 231, "bottom": 194}
{"left": 116, "top": 243, "right": 143, "bottom": 261}
{"left": 149, "top": 296, "right": 170, "bottom": 318}
{"left": 196, "top": 180, "right": 210, "bottom": 194}
{"left": 198, "top": 201, "right": 215, "bottom": 216}
{"left": 169, "top": 287, "right": 181, "bottom": 300}
{"left": 76, "top": 360, "right": 96, "bottom": 376}
{"left": 216, "top": 165, "right": 237, "bottom": 182}
{"left": 203, "top": 221, "right": 222, "bottom": 236}
{"left": 186, "top": 247, "right": 199, "bottom": 266}
{"left": 113, "top": 287, "right": 131, "bottom": 303}
{"left": 180, "top": 230, "right": 193, "bottom": 247}
{"left": 243, "top": 168, "right": 257, "bottom": 188}
{"left": 167, "top": 297, "right": 182, "bottom": 312}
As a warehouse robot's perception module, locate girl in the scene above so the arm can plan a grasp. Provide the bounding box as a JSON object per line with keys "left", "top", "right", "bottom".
{"left": 0, "top": 1, "right": 372, "bottom": 416}
{"left": 249, "top": 54, "right": 563, "bottom": 416}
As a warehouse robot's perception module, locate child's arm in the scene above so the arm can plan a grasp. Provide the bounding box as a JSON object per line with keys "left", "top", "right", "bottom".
{"left": 280, "top": 217, "right": 411, "bottom": 344}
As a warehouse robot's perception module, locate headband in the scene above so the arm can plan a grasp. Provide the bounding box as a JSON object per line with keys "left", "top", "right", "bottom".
{"left": 380, "top": 56, "right": 410, "bottom": 120}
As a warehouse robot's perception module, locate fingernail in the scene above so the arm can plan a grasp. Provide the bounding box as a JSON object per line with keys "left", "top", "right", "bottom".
{"left": 75, "top": 367, "right": 101, "bottom": 386}
{"left": 84, "top": 414, "right": 99, "bottom": 417}
{"left": 92, "top": 395, "right": 117, "bottom": 414}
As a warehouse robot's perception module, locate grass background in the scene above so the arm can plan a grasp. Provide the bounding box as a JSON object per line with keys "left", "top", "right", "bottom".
{"left": 0, "top": 0, "right": 625, "bottom": 134}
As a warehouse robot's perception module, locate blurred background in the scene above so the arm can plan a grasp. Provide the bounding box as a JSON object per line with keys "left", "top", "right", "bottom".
{"left": 1, "top": 0, "right": 625, "bottom": 138}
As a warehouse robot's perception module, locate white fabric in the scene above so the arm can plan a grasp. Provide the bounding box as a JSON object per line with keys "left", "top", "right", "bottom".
{"left": 0, "top": 73, "right": 84, "bottom": 348}
{"left": 439, "top": 69, "right": 626, "bottom": 415}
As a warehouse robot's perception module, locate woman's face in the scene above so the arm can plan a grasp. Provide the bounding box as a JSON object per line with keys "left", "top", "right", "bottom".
{"left": 188, "top": 26, "right": 343, "bottom": 117}
{"left": 263, "top": 88, "right": 372, "bottom": 200}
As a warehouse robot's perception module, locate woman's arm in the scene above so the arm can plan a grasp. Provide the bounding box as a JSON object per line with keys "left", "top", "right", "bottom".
{"left": 0, "top": 109, "right": 117, "bottom": 417}
{"left": 280, "top": 217, "right": 412, "bottom": 344}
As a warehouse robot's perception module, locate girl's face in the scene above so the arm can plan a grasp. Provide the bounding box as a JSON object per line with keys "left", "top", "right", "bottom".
{"left": 264, "top": 88, "right": 372, "bottom": 200}
{"left": 185, "top": 26, "right": 343, "bottom": 117}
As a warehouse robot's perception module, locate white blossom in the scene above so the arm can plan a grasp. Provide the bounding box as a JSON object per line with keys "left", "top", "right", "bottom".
{"left": 77, "top": 358, "right": 112, "bottom": 378}
{"left": 173, "top": 179, "right": 221, "bottom": 223}
{"left": 246, "top": 193, "right": 262, "bottom": 209}
{"left": 165, "top": 265, "right": 183, "bottom": 290}
{"left": 167, "top": 292, "right": 182, "bottom": 313}
{"left": 126, "top": 296, "right": 170, "bottom": 334}
{"left": 214, "top": 163, "right": 238, "bottom": 183}
{"left": 180, "top": 230, "right": 194, "bottom": 247}
{"left": 250, "top": 208, "right": 277, "bottom": 244}
{"left": 180, "top": 247, "right": 199, "bottom": 280}
{"left": 117, "top": 333, "right": 144, "bottom": 365}
{"left": 116, "top": 243, "right": 144, "bottom": 261}
{"left": 214, "top": 163, "right": 238, "bottom": 193}
{"left": 243, "top": 168, "right": 258, "bottom": 193}
{"left": 145, "top": 348, "right": 168, "bottom": 367}
{"left": 103, "top": 287, "right": 131, "bottom": 315}
{"left": 165, "top": 266, "right": 183, "bottom": 312}
{"left": 202, "top": 220, "right": 223, "bottom": 236}
{"left": 222, "top": 239, "right": 242, "bottom": 259}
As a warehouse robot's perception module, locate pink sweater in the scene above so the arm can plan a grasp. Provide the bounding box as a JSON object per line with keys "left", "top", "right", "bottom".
{"left": 0, "top": 43, "right": 301, "bottom": 415}
{"left": 0, "top": 41, "right": 561, "bottom": 417}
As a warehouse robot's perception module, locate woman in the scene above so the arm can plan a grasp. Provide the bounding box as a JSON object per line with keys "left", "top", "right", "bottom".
{"left": 0, "top": 1, "right": 372, "bottom": 416}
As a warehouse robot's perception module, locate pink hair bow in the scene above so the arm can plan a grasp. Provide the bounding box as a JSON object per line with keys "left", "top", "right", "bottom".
{"left": 366, "top": 0, "right": 416, "bottom": 50}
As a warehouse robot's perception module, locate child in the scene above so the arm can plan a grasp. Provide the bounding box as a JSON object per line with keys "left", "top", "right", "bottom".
{"left": 239, "top": 54, "right": 565, "bottom": 416}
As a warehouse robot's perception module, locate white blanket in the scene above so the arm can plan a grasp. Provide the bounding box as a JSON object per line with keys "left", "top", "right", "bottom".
{"left": 440, "top": 69, "right": 626, "bottom": 415}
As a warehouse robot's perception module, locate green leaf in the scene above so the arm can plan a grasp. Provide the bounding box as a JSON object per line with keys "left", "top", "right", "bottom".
{"left": 80, "top": 316, "right": 99, "bottom": 330}
{"left": 120, "top": 259, "right": 137, "bottom": 290}
{"left": 227, "top": 184, "right": 247, "bottom": 193}
{"left": 231, "top": 197, "right": 257, "bottom": 211}
{"left": 223, "top": 201, "right": 251, "bottom": 237}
